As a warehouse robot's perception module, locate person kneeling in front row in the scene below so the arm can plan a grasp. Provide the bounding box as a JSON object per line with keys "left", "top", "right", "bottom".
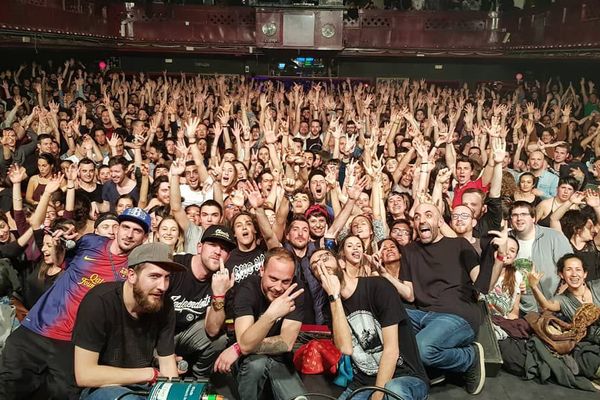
{"left": 73, "top": 243, "right": 185, "bottom": 400}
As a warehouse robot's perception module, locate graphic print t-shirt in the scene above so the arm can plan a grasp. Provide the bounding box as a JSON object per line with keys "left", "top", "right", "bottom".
{"left": 225, "top": 245, "right": 266, "bottom": 318}
{"left": 168, "top": 254, "right": 212, "bottom": 333}
{"left": 342, "top": 277, "right": 428, "bottom": 387}
{"left": 23, "top": 234, "right": 128, "bottom": 341}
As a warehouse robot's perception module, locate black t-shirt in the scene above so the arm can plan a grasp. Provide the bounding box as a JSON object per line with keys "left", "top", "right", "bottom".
{"left": 233, "top": 274, "right": 304, "bottom": 340}
{"left": 76, "top": 184, "right": 104, "bottom": 204}
{"left": 225, "top": 244, "right": 266, "bottom": 318}
{"left": 473, "top": 196, "right": 502, "bottom": 239}
{"left": 168, "top": 254, "right": 212, "bottom": 333}
{"left": 305, "top": 136, "right": 323, "bottom": 152}
{"left": 400, "top": 237, "right": 483, "bottom": 331}
{"left": 225, "top": 244, "right": 266, "bottom": 284}
{"left": 343, "top": 277, "right": 428, "bottom": 388}
{"left": 73, "top": 281, "right": 175, "bottom": 368}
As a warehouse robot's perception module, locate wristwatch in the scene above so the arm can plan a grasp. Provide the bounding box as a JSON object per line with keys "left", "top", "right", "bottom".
{"left": 328, "top": 293, "right": 340, "bottom": 303}
{"left": 211, "top": 299, "right": 225, "bottom": 311}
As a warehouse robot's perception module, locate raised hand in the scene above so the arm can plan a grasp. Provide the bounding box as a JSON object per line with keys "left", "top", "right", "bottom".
{"left": 282, "top": 178, "right": 296, "bottom": 195}
{"left": 491, "top": 137, "right": 506, "bottom": 164}
{"left": 65, "top": 163, "right": 78, "bottom": 183}
{"left": 348, "top": 176, "right": 368, "bottom": 201}
{"left": 585, "top": 189, "right": 600, "bottom": 208}
{"left": 265, "top": 283, "right": 304, "bottom": 320}
{"left": 44, "top": 173, "right": 64, "bottom": 194}
{"left": 107, "top": 134, "right": 120, "bottom": 149}
{"left": 7, "top": 164, "right": 27, "bottom": 184}
{"left": 489, "top": 223, "right": 509, "bottom": 257}
{"left": 211, "top": 258, "right": 234, "bottom": 297}
{"left": 527, "top": 268, "right": 544, "bottom": 288}
{"left": 316, "top": 263, "right": 340, "bottom": 297}
{"left": 569, "top": 191, "right": 586, "bottom": 205}
{"left": 244, "top": 180, "right": 264, "bottom": 209}
{"left": 170, "top": 157, "right": 186, "bottom": 176}
{"left": 435, "top": 167, "right": 452, "bottom": 184}
{"left": 184, "top": 117, "right": 201, "bottom": 139}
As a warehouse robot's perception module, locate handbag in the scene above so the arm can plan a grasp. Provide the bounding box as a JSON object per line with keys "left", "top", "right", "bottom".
{"left": 293, "top": 339, "right": 342, "bottom": 375}
{"left": 525, "top": 303, "right": 600, "bottom": 355}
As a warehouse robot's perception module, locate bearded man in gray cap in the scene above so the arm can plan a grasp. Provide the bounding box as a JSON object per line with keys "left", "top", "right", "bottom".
{"left": 73, "top": 242, "right": 186, "bottom": 400}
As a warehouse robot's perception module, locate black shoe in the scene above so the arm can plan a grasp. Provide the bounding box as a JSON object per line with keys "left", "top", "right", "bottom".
{"left": 464, "top": 342, "right": 485, "bottom": 395}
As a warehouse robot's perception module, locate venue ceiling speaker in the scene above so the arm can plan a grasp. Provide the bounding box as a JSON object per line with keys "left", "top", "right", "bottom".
{"left": 256, "top": 9, "right": 343, "bottom": 50}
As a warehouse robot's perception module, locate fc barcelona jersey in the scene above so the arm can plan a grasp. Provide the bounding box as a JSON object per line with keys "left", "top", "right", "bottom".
{"left": 23, "top": 234, "right": 129, "bottom": 341}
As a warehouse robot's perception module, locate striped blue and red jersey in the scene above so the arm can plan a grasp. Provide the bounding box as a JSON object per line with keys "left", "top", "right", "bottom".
{"left": 23, "top": 234, "right": 129, "bottom": 341}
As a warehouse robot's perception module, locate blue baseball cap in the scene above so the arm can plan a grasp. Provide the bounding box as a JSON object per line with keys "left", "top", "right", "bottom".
{"left": 117, "top": 207, "right": 152, "bottom": 233}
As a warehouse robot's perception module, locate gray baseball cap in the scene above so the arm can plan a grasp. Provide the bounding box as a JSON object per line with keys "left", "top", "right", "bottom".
{"left": 127, "top": 243, "right": 185, "bottom": 272}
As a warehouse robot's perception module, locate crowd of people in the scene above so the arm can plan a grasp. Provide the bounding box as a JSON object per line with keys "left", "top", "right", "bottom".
{"left": 0, "top": 58, "right": 598, "bottom": 400}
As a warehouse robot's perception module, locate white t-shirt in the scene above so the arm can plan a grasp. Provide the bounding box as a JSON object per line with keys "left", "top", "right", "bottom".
{"left": 517, "top": 237, "right": 534, "bottom": 260}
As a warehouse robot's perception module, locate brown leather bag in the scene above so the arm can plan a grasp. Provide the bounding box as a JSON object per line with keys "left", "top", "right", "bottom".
{"left": 525, "top": 303, "right": 600, "bottom": 355}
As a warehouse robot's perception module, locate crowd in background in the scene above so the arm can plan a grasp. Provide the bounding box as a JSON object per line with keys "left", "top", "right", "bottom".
{"left": 0, "top": 57, "right": 598, "bottom": 399}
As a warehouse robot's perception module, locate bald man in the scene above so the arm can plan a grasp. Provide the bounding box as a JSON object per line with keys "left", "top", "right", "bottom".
{"left": 399, "top": 203, "right": 502, "bottom": 395}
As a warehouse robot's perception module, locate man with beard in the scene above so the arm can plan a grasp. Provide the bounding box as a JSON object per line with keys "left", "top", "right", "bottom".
{"left": 0, "top": 207, "right": 150, "bottom": 399}
{"left": 400, "top": 203, "right": 503, "bottom": 395}
{"left": 308, "top": 169, "right": 333, "bottom": 218}
{"left": 450, "top": 205, "right": 481, "bottom": 254}
{"left": 527, "top": 150, "right": 559, "bottom": 199}
{"left": 461, "top": 137, "right": 505, "bottom": 240}
{"left": 73, "top": 243, "right": 184, "bottom": 399}
{"left": 168, "top": 225, "right": 237, "bottom": 379}
{"left": 227, "top": 248, "right": 306, "bottom": 400}
{"left": 309, "top": 249, "right": 429, "bottom": 400}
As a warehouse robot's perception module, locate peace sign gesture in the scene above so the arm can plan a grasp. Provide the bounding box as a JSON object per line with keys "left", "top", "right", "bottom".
{"left": 265, "top": 283, "right": 304, "bottom": 320}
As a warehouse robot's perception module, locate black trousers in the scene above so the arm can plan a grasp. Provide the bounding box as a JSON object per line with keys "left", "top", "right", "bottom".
{"left": 0, "top": 326, "right": 80, "bottom": 400}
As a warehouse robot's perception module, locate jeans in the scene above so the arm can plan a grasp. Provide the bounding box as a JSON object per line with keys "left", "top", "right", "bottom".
{"left": 235, "top": 354, "right": 306, "bottom": 400}
{"left": 80, "top": 384, "right": 150, "bottom": 400}
{"left": 338, "top": 376, "right": 428, "bottom": 400}
{"left": 175, "top": 318, "right": 227, "bottom": 379}
{"left": 407, "top": 309, "right": 475, "bottom": 373}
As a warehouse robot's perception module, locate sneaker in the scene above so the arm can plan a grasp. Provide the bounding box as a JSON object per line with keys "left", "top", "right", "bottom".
{"left": 430, "top": 374, "right": 446, "bottom": 385}
{"left": 464, "top": 342, "right": 485, "bottom": 395}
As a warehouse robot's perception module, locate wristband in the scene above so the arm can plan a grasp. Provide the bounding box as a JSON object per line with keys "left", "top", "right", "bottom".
{"left": 148, "top": 368, "right": 160, "bottom": 385}
{"left": 233, "top": 342, "right": 242, "bottom": 357}
{"left": 67, "top": 186, "right": 75, "bottom": 190}
{"left": 324, "top": 238, "right": 336, "bottom": 250}
{"left": 211, "top": 294, "right": 225, "bottom": 299}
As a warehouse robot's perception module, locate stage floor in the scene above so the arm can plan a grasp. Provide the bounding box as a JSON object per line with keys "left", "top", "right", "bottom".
{"left": 213, "top": 369, "right": 600, "bottom": 399}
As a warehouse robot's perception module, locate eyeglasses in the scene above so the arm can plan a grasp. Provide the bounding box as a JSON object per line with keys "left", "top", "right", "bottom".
{"left": 451, "top": 213, "right": 471, "bottom": 221}
{"left": 511, "top": 212, "right": 531, "bottom": 219}
{"left": 391, "top": 228, "right": 411, "bottom": 237}
{"left": 310, "top": 252, "right": 332, "bottom": 269}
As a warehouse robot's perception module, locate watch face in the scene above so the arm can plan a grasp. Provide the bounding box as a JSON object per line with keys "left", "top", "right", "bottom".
{"left": 321, "top": 23, "right": 336, "bottom": 39}
{"left": 262, "top": 22, "right": 277, "bottom": 37}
